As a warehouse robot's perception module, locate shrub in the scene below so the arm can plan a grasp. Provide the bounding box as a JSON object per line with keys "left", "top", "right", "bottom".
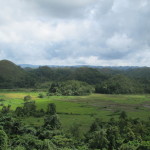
{"left": 38, "top": 93, "right": 44, "bottom": 98}
{"left": 24, "top": 95, "right": 31, "bottom": 102}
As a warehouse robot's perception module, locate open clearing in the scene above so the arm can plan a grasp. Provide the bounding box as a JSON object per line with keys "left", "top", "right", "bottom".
{"left": 0, "top": 91, "right": 150, "bottom": 131}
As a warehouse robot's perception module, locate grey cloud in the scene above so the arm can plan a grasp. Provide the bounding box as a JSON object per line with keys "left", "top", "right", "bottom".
{"left": 27, "top": 0, "right": 96, "bottom": 19}
{"left": 0, "top": 0, "right": 150, "bottom": 66}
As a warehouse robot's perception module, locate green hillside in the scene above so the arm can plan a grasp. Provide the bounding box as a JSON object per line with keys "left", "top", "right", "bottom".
{"left": 0, "top": 60, "right": 25, "bottom": 80}
{"left": 0, "top": 60, "right": 150, "bottom": 94}
{"left": 0, "top": 60, "right": 26, "bottom": 88}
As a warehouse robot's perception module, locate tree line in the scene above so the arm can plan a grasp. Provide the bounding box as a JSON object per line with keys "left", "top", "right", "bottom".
{"left": 0, "top": 102, "right": 150, "bottom": 150}
{"left": 1, "top": 60, "right": 150, "bottom": 94}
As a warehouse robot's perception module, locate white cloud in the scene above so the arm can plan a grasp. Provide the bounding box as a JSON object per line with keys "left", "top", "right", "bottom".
{"left": 106, "top": 34, "right": 133, "bottom": 51}
{"left": 0, "top": 0, "right": 150, "bottom": 66}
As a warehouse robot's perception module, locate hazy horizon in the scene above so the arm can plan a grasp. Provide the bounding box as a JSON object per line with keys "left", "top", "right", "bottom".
{"left": 0, "top": 59, "right": 147, "bottom": 67}
{"left": 0, "top": 0, "right": 150, "bottom": 66}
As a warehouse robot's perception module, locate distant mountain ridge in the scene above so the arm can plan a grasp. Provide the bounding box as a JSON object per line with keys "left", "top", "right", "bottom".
{"left": 19, "top": 64, "right": 40, "bottom": 68}
{"left": 19, "top": 64, "right": 142, "bottom": 70}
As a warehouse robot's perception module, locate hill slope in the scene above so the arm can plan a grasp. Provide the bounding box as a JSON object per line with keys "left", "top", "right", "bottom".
{"left": 0, "top": 60, "right": 25, "bottom": 83}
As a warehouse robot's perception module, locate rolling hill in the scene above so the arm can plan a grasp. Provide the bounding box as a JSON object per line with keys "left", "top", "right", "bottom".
{"left": 0, "top": 60, "right": 26, "bottom": 86}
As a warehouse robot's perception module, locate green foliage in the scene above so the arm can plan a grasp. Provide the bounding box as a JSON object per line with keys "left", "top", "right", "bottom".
{"left": 23, "top": 101, "right": 36, "bottom": 116}
{"left": 22, "top": 126, "right": 37, "bottom": 136}
{"left": 69, "top": 123, "right": 82, "bottom": 140}
{"left": 24, "top": 95, "right": 32, "bottom": 102}
{"left": 1, "top": 105, "right": 11, "bottom": 113}
{"left": 88, "top": 129, "right": 109, "bottom": 149}
{"left": 44, "top": 114, "right": 61, "bottom": 130}
{"left": 0, "top": 96, "right": 150, "bottom": 150}
{"left": 37, "top": 128, "right": 62, "bottom": 140}
{"left": 15, "top": 101, "right": 37, "bottom": 117}
{"left": 38, "top": 93, "right": 44, "bottom": 98}
{"left": 1, "top": 60, "right": 150, "bottom": 94}
{"left": 89, "top": 118, "right": 103, "bottom": 132}
{"left": 45, "top": 103, "right": 61, "bottom": 130}
{"left": 11, "top": 134, "right": 43, "bottom": 150}
{"left": 0, "top": 114, "right": 22, "bottom": 135}
{"left": 96, "top": 74, "right": 141, "bottom": 94}
{"left": 49, "top": 80, "right": 94, "bottom": 96}
{"left": 52, "top": 135, "right": 74, "bottom": 148}
{"left": 14, "top": 146, "right": 26, "bottom": 150}
{"left": 0, "top": 130, "right": 8, "bottom": 150}
{"left": 0, "top": 98, "right": 5, "bottom": 102}
{"left": 42, "top": 139, "right": 56, "bottom": 150}
{"left": 0, "top": 60, "right": 26, "bottom": 89}
{"left": 15, "top": 107, "right": 24, "bottom": 117}
{"left": 120, "top": 141, "right": 140, "bottom": 150}
{"left": 47, "top": 103, "right": 56, "bottom": 115}
{"left": 107, "top": 126, "right": 120, "bottom": 149}
{"left": 120, "top": 111, "right": 127, "bottom": 120}
{"left": 139, "top": 141, "right": 150, "bottom": 150}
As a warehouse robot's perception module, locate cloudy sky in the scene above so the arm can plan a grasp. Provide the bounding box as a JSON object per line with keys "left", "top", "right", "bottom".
{"left": 0, "top": 0, "right": 150, "bottom": 66}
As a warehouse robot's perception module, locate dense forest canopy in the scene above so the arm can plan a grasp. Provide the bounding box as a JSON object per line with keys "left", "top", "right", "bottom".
{"left": 48, "top": 80, "right": 94, "bottom": 96}
{"left": 0, "top": 60, "right": 150, "bottom": 94}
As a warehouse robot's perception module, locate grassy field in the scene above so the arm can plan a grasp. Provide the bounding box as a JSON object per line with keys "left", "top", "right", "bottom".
{"left": 0, "top": 91, "right": 150, "bottom": 132}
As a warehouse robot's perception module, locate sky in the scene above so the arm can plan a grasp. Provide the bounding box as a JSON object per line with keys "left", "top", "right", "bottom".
{"left": 0, "top": 0, "right": 150, "bottom": 66}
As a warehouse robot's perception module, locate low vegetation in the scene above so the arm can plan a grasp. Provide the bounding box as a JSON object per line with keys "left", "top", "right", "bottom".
{"left": 0, "top": 100, "right": 150, "bottom": 150}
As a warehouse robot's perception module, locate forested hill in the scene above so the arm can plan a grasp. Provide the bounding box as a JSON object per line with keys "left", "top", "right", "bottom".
{"left": 0, "top": 60, "right": 26, "bottom": 88}
{"left": 0, "top": 60, "right": 25, "bottom": 79}
{"left": 0, "top": 60, "right": 150, "bottom": 93}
